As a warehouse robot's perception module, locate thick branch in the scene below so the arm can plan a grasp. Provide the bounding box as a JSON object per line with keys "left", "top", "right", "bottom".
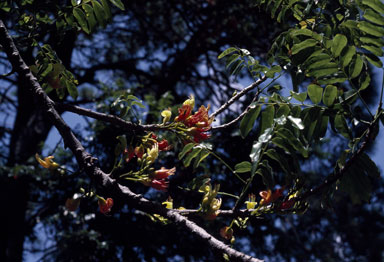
{"left": 0, "top": 20, "right": 263, "bottom": 262}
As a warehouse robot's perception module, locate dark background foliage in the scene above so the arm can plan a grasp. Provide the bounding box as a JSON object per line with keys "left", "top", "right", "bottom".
{"left": 0, "top": 0, "right": 383, "bottom": 261}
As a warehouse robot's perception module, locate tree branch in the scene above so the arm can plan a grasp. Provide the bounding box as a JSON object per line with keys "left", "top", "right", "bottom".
{"left": 0, "top": 19, "right": 263, "bottom": 262}
{"left": 210, "top": 76, "right": 267, "bottom": 119}
{"left": 56, "top": 103, "right": 167, "bottom": 132}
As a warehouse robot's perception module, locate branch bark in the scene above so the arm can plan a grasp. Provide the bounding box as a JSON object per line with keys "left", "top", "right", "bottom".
{"left": 0, "top": 19, "right": 263, "bottom": 262}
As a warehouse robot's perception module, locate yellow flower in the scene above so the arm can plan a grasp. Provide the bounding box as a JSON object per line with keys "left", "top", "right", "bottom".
{"left": 146, "top": 144, "right": 159, "bottom": 164}
{"left": 245, "top": 194, "right": 257, "bottom": 210}
{"left": 35, "top": 153, "right": 60, "bottom": 170}
{"left": 183, "top": 94, "right": 195, "bottom": 109}
{"left": 162, "top": 197, "right": 173, "bottom": 209}
{"left": 161, "top": 109, "right": 172, "bottom": 124}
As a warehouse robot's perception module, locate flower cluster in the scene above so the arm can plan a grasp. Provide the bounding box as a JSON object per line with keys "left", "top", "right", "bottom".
{"left": 165, "top": 95, "right": 214, "bottom": 143}
{"left": 200, "top": 183, "right": 222, "bottom": 220}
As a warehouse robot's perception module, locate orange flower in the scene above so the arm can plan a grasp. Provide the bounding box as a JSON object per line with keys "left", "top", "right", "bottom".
{"left": 220, "top": 226, "right": 234, "bottom": 240}
{"left": 150, "top": 179, "right": 168, "bottom": 191}
{"left": 185, "top": 105, "right": 212, "bottom": 128}
{"left": 153, "top": 167, "right": 176, "bottom": 179}
{"left": 98, "top": 197, "right": 113, "bottom": 214}
{"left": 259, "top": 188, "right": 283, "bottom": 206}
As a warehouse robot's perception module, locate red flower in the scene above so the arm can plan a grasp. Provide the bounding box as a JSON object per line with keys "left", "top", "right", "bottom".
{"left": 175, "top": 104, "right": 193, "bottom": 122}
{"left": 153, "top": 167, "right": 176, "bottom": 179}
{"left": 280, "top": 199, "right": 295, "bottom": 210}
{"left": 186, "top": 127, "right": 211, "bottom": 143}
{"left": 259, "top": 188, "right": 283, "bottom": 206}
{"left": 98, "top": 197, "right": 114, "bottom": 214}
{"left": 185, "top": 105, "right": 212, "bottom": 128}
{"left": 150, "top": 179, "right": 168, "bottom": 191}
{"left": 134, "top": 146, "right": 144, "bottom": 159}
{"left": 158, "top": 139, "right": 171, "bottom": 151}
{"left": 123, "top": 147, "right": 135, "bottom": 162}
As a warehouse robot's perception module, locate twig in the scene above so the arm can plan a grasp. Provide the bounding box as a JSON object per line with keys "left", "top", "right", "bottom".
{"left": 56, "top": 103, "right": 168, "bottom": 132}
{"left": 210, "top": 76, "right": 267, "bottom": 119}
{"left": 0, "top": 19, "right": 263, "bottom": 262}
{"left": 212, "top": 90, "right": 261, "bottom": 130}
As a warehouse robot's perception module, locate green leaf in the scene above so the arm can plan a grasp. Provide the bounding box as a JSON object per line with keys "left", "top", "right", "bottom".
{"left": 92, "top": 0, "right": 107, "bottom": 27}
{"left": 193, "top": 151, "right": 210, "bottom": 169}
{"left": 183, "top": 147, "right": 202, "bottom": 167}
{"left": 287, "top": 116, "right": 304, "bottom": 130}
{"left": 360, "top": 36, "right": 384, "bottom": 47}
{"left": 359, "top": 153, "right": 380, "bottom": 178}
{"left": 82, "top": 3, "right": 97, "bottom": 32}
{"left": 109, "top": 0, "right": 125, "bottom": 10}
{"left": 235, "top": 161, "right": 252, "bottom": 173}
{"left": 276, "top": 104, "right": 290, "bottom": 117}
{"left": 358, "top": 21, "right": 384, "bottom": 37}
{"left": 362, "top": 44, "right": 383, "bottom": 57}
{"left": 331, "top": 34, "right": 348, "bottom": 57}
{"left": 318, "top": 77, "right": 348, "bottom": 85}
{"left": 307, "top": 65, "right": 339, "bottom": 78}
{"left": 265, "top": 149, "right": 291, "bottom": 175}
{"left": 259, "top": 105, "right": 275, "bottom": 135}
{"left": 291, "top": 39, "right": 317, "bottom": 55}
{"left": 65, "top": 80, "right": 78, "bottom": 100}
{"left": 365, "top": 53, "right": 383, "bottom": 68}
{"left": 277, "top": 127, "right": 308, "bottom": 157}
{"left": 307, "top": 84, "right": 323, "bottom": 104}
{"left": 257, "top": 160, "right": 275, "bottom": 188}
{"left": 349, "top": 55, "right": 364, "bottom": 79}
{"left": 334, "top": 113, "right": 351, "bottom": 139}
{"left": 271, "top": 136, "right": 294, "bottom": 154}
{"left": 265, "top": 65, "right": 282, "bottom": 78}
{"left": 73, "top": 7, "right": 90, "bottom": 34}
{"left": 290, "top": 91, "right": 307, "bottom": 102}
{"left": 323, "top": 85, "right": 337, "bottom": 106}
{"left": 218, "top": 47, "right": 239, "bottom": 59}
{"left": 312, "top": 114, "right": 329, "bottom": 140}
{"left": 359, "top": 73, "right": 371, "bottom": 91}
{"left": 240, "top": 104, "right": 261, "bottom": 138}
{"left": 362, "top": 0, "right": 384, "bottom": 15}
{"left": 340, "top": 46, "right": 356, "bottom": 68}
{"left": 100, "top": 0, "right": 111, "bottom": 19}
{"left": 339, "top": 166, "right": 372, "bottom": 204}
{"left": 302, "top": 106, "right": 322, "bottom": 142}
{"left": 364, "top": 9, "right": 384, "bottom": 26}
{"left": 178, "top": 143, "right": 195, "bottom": 159}
{"left": 271, "top": 0, "right": 283, "bottom": 18}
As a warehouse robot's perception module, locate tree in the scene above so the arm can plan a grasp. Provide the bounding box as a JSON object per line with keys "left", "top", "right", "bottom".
{"left": 1, "top": 0, "right": 384, "bottom": 261}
